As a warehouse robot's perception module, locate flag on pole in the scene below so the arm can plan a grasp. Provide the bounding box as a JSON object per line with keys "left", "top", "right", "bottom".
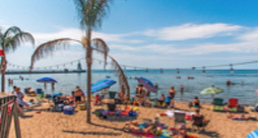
{"left": 0, "top": 49, "right": 5, "bottom": 57}
{"left": 7, "top": 103, "right": 13, "bottom": 115}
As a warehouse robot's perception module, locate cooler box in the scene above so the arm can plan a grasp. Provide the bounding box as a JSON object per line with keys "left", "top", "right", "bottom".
{"left": 63, "top": 105, "right": 74, "bottom": 115}
{"left": 36, "top": 88, "right": 43, "bottom": 94}
{"left": 52, "top": 104, "right": 64, "bottom": 112}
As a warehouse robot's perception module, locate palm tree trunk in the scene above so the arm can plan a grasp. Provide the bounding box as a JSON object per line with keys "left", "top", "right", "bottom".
{"left": 87, "top": 56, "right": 91, "bottom": 123}
{"left": 86, "top": 25, "right": 92, "bottom": 123}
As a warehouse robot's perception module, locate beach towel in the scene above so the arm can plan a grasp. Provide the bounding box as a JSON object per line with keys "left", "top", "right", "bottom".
{"left": 131, "top": 132, "right": 156, "bottom": 138}
{"left": 164, "top": 110, "right": 195, "bottom": 117}
{"left": 232, "top": 118, "right": 249, "bottom": 121}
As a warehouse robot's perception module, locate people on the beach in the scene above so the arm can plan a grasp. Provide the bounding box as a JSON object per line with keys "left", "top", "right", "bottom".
{"left": 51, "top": 82, "right": 55, "bottom": 90}
{"left": 15, "top": 87, "right": 24, "bottom": 101}
{"left": 192, "top": 109, "right": 209, "bottom": 127}
{"left": 226, "top": 112, "right": 249, "bottom": 120}
{"left": 135, "top": 84, "right": 145, "bottom": 106}
{"left": 12, "top": 86, "right": 17, "bottom": 94}
{"left": 226, "top": 80, "right": 231, "bottom": 86}
{"left": 123, "top": 117, "right": 161, "bottom": 134}
{"left": 158, "top": 94, "right": 166, "bottom": 106}
{"left": 174, "top": 124, "right": 188, "bottom": 138}
{"left": 73, "top": 86, "right": 85, "bottom": 107}
{"left": 189, "top": 96, "right": 200, "bottom": 109}
{"left": 154, "top": 83, "right": 158, "bottom": 90}
{"left": 27, "top": 87, "right": 36, "bottom": 95}
{"left": 180, "top": 85, "right": 184, "bottom": 98}
{"left": 168, "top": 86, "right": 176, "bottom": 109}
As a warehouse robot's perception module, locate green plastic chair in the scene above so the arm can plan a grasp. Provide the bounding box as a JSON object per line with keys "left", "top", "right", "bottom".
{"left": 213, "top": 98, "right": 225, "bottom": 106}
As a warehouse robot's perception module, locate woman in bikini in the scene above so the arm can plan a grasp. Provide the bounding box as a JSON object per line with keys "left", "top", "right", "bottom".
{"left": 168, "top": 86, "right": 176, "bottom": 109}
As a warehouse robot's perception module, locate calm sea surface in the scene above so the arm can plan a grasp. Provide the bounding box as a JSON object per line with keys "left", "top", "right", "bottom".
{"left": 4, "top": 69, "right": 258, "bottom": 105}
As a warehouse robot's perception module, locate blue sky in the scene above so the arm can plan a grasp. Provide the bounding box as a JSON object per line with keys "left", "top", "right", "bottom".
{"left": 0, "top": 0, "right": 258, "bottom": 70}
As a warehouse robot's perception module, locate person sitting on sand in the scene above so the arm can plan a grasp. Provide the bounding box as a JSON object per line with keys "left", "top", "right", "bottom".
{"left": 28, "top": 87, "right": 36, "bottom": 95}
{"left": 192, "top": 109, "right": 209, "bottom": 126}
{"left": 226, "top": 112, "right": 249, "bottom": 120}
{"left": 174, "top": 124, "right": 188, "bottom": 138}
{"left": 158, "top": 94, "right": 165, "bottom": 106}
{"left": 189, "top": 96, "right": 201, "bottom": 109}
{"left": 123, "top": 93, "right": 131, "bottom": 106}
{"left": 123, "top": 117, "right": 161, "bottom": 134}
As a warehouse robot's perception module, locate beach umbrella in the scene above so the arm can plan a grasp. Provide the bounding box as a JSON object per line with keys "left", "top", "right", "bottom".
{"left": 255, "top": 90, "right": 258, "bottom": 93}
{"left": 36, "top": 77, "right": 57, "bottom": 83}
{"left": 136, "top": 77, "right": 156, "bottom": 92}
{"left": 247, "top": 129, "right": 258, "bottom": 138}
{"left": 201, "top": 86, "right": 223, "bottom": 99}
{"left": 91, "top": 79, "right": 116, "bottom": 93}
{"left": 51, "top": 92, "right": 62, "bottom": 100}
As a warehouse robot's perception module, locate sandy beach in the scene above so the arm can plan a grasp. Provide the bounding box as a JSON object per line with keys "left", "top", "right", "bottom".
{"left": 1, "top": 94, "right": 257, "bottom": 138}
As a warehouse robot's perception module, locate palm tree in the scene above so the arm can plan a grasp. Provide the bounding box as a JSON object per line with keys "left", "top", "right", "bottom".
{"left": 30, "top": 37, "right": 129, "bottom": 123}
{"left": 0, "top": 26, "right": 35, "bottom": 92}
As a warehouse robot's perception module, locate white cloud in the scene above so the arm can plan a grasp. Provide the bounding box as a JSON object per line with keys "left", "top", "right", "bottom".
{"left": 109, "top": 28, "right": 258, "bottom": 55}
{"left": 144, "top": 23, "right": 243, "bottom": 41}
{"left": 32, "top": 28, "right": 144, "bottom": 45}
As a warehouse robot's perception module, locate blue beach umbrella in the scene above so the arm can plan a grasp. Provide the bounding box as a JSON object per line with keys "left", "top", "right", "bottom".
{"left": 37, "top": 77, "right": 57, "bottom": 83}
{"left": 247, "top": 129, "right": 258, "bottom": 138}
{"left": 91, "top": 80, "right": 116, "bottom": 93}
{"left": 136, "top": 77, "right": 156, "bottom": 92}
{"left": 51, "top": 92, "right": 62, "bottom": 100}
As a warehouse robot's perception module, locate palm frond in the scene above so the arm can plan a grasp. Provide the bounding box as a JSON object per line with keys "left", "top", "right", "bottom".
{"left": 109, "top": 56, "right": 130, "bottom": 96}
{"left": 92, "top": 38, "right": 109, "bottom": 68}
{"left": 30, "top": 38, "right": 81, "bottom": 70}
{"left": 3, "top": 26, "right": 22, "bottom": 38}
{"left": 4, "top": 32, "right": 35, "bottom": 53}
{"left": 74, "top": 0, "right": 112, "bottom": 30}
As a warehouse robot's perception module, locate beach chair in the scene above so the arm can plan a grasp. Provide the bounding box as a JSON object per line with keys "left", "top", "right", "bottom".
{"left": 228, "top": 98, "right": 238, "bottom": 108}
{"left": 213, "top": 98, "right": 225, "bottom": 106}
{"left": 192, "top": 115, "right": 207, "bottom": 131}
{"left": 174, "top": 112, "right": 186, "bottom": 127}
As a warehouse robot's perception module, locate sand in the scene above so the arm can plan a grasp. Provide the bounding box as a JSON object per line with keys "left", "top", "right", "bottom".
{"left": 1, "top": 94, "right": 258, "bottom": 138}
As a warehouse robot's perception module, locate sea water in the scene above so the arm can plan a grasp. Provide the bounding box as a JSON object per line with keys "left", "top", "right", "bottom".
{"left": 4, "top": 69, "right": 258, "bottom": 105}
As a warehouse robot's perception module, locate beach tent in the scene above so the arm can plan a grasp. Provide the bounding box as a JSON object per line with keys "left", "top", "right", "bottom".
{"left": 247, "top": 129, "right": 258, "bottom": 138}
{"left": 201, "top": 86, "right": 223, "bottom": 100}
{"left": 37, "top": 77, "right": 57, "bottom": 83}
{"left": 91, "top": 79, "right": 116, "bottom": 93}
{"left": 136, "top": 77, "right": 156, "bottom": 92}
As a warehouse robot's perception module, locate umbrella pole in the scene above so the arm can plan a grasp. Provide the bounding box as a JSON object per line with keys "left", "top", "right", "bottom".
{"left": 211, "top": 94, "right": 214, "bottom": 102}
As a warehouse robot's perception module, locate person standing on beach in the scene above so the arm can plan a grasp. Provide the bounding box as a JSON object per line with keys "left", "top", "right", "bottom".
{"left": 168, "top": 86, "right": 176, "bottom": 109}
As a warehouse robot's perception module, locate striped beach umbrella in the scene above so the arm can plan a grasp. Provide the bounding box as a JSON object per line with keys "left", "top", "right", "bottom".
{"left": 201, "top": 86, "right": 223, "bottom": 100}
{"left": 247, "top": 129, "right": 258, "bottom": 138}
{"left": 201, "top": 87, "right": 223, "bottom": 95}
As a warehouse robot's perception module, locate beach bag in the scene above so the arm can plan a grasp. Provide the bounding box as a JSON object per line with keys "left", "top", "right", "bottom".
{"left": 63, "top": 105, "right": 74, "bottom": 115}
{"left": 79, "top": 103, "right": 86, "bottom": 110}
{"left": 166, "top": 97, "right": 171, "bottom": 103}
